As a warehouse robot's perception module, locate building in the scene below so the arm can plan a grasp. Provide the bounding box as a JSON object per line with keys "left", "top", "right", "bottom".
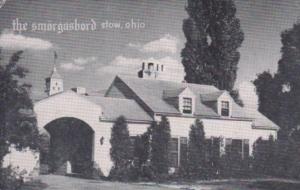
{"left": 4, "top": 62, "right": 279, "bottom": 178}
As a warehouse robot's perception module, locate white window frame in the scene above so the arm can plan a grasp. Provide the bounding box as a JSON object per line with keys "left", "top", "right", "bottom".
{"left": 182, "top": 97, "right": 193, "bottom": 114}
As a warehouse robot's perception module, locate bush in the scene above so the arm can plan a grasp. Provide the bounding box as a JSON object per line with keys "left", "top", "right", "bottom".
{"left": 109, "top": 116, "right": 133, "bottom": 181}
{"left": 0, "top": 166, "right": 23, "bottom": 190}
{"left": 185, "top": 119, "right": 207, "bottom": 179}
{"left": 149, "top": 116, "right": 171, "bottom": 180}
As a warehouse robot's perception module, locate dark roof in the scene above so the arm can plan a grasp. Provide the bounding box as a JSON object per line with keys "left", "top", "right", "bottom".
{"left": 85, "top": 95, "right": 152, "bottom": 122}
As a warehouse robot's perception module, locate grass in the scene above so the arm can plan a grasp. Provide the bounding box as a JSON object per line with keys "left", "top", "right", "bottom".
{"left": 20, "top": 175, "right": 300, "bottom": 190}
{"left": 248, "top": 180, "right": 300, "bottom": 190}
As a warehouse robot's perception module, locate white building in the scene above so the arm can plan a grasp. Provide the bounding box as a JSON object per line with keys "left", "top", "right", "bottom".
{"left": 4, "top": 62, "right": 279, "bottom": 178}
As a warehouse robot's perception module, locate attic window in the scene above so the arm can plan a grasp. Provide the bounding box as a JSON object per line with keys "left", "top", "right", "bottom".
{"left": 182, "top": 97, "right": 192, "bottom": 114}
{"left": 221, "top": 101, "right": 229, "bottom": 116}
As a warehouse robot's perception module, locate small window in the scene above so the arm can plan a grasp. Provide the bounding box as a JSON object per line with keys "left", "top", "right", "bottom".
{"left": 148, "top": 62, "right": 154, "bottom": 70}
{"left": 182, "top": 98, "right": 192, "bottom": 114}
{"left": 221, "top": 101, "right": 229, "bottom": 116}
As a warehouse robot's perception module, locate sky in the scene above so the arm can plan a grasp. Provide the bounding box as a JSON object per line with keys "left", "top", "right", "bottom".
{"left": 0, "top": 0, "right": 299, "bottom": 108}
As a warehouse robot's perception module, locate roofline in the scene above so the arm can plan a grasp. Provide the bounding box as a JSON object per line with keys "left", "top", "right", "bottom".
{"left": 100, "top": 118, "right": 153, "bottom": 124}
{"left": 114, "top": 75, "right": 155, "bottom": 116}
{"left": 252, "top": 125, "right": 280, "bottom": 131}
{"left": 154, "top": 112, "right": 253, "bottom": 122}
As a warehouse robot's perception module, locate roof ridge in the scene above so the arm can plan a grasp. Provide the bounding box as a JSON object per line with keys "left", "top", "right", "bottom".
{"left": 117, "top": 75, "right": 218, "bottom": 89}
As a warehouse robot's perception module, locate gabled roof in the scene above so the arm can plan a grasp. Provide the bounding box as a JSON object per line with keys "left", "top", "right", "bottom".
{"left": 85, "top": 96, "right": 152, "bottom": 122}
{"left": 114, "top": 76, "right": 229, "bottom": 117}
{"left": 110, "top": 76, "right": 279, "bottom": 130}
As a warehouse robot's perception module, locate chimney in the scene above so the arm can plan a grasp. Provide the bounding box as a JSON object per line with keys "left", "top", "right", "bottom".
{"left": 72, "top": 87, "right": 86, "bottom": 95}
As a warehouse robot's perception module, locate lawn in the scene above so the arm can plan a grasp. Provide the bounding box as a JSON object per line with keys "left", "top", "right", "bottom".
{"left": 20, "top": 175, "right": 300, "bottom": 190}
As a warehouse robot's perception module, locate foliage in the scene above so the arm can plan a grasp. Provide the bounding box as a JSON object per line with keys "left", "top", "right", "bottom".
{"left": 0, "top": 50, "right": 39, "bottom": 190}
{"left": 254, "top": 23, "right": 300, "bottom": 136}
{"left": 251, "top": 133, "right": 300, "bottom": 179}
{"left": 0, "top": 50, "right": 39, "bottom": 165}
{"left": 253, "top": 22, "right": 300, "bottom": 179}
{"left": 0, "top": 166, "right": 23, "bottom": 190}
{"left": 181, "top": 0, "right": 244, "bottom": 91}
{"left": 186, "top": 119, "right": 207, "bottom": 179}
{"left": 109, "top": 116, "right": 133, "bottom": 181}
{"left": 131, "top": 130, "right": 151, "bottom": 180}
{"left": 149, "top": 116, "right": 171, "bottom": 180}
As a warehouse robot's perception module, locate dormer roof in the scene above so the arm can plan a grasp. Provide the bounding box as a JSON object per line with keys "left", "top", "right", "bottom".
{"left": 163, "top": 87, "right": 187, "bottom": 99}
{"left": 200, "top": 91, "right": 226, "bottom": 102}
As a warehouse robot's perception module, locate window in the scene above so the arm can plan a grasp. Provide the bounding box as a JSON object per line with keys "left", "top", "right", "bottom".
{"left": 221, "top": 101, "right": 229, "bottom": 116}
{"left": 225, "top": 138, "right": 249, "bottom": 159}
{"left": 179, "top": 137, "right": 188, "bottom": 167}
{"left": 169, "top": 138, "right": 179, "bottom": 168}
{"left": 129, "top": 136, "right": 137, "bottom": 156}
{"left": 182, "top": 97, "right": 192, "bottom": 114}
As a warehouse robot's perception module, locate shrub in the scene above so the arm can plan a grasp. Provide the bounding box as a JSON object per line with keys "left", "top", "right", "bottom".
{"left": 186, "top": 119, "right": 207, "bottom": 179}
{"left": 0, "top": 166, "right": 23, "bottom": 190}
{"left": 149, "top": 116, "right": 171, "bottom": 180}
{"left": 109, "top": 116, "right": 133, "bottom": 181}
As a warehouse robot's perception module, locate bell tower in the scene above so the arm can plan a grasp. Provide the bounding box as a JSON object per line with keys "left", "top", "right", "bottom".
{"left": 45, "top": 51, "right": 63, "bottom": 96}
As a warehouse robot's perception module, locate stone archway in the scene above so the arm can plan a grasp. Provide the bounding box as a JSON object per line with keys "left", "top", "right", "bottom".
{"left": 42, "top": 117, "right": 94, "bottom": 176}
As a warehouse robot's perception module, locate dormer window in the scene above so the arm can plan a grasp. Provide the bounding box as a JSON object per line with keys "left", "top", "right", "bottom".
{"left": 221, "top": 101, "right": 229, "bottom": 116}
{"left": 183, "top": 97, "right": 192, "bottom": 114}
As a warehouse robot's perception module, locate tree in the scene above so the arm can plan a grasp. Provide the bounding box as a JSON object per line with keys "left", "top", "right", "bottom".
{"left": 109, "top": 116, "right": 132, "bottom": 181}
{"left": 187, "top": 119, "right": 207, "bottom": 179}
{"left": 0, "top": 50, "right": 39, "bottom": 165}
{"left": 149, "top": 116, "right": 171, "bottom": 178}
{"left": 252, "top": 135, "right": 276, "bottom": 176}
{"left": 0, "top": 50, "right": 39, "bottom": 189}
{"left": 131, "top": 131, "right": 150, "bottom": 180}
{"left": 182, "top": 0, "right": 244, "bottom": 91}
{"left": 254, "top": 23, "right": 300, "bottom": 136}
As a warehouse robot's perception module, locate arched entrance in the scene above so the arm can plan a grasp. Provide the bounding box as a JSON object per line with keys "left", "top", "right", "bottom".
{"left": 41, "top": 117, "right": 94, "bottom": 175}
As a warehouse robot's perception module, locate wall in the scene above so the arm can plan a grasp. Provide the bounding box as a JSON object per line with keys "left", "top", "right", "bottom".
{"left": 93, "top": 121, "right": 149, "bottom": 176}
{"left": 157, "top": 115, "right": 277, "bottom": 154}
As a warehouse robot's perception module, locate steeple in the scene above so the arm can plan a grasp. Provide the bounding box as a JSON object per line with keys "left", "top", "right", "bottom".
{"left": 45, "top": 51, "right": 63, "bottom": 96}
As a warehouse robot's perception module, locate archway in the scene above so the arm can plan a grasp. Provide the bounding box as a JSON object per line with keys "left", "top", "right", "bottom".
{"left": 42, "top": 117, "right": 94, "bottom": 175}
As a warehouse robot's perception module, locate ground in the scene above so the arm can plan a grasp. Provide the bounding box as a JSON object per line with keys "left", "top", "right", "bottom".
{"left": 21, "top": 175, "right": 300, "bottom": 190}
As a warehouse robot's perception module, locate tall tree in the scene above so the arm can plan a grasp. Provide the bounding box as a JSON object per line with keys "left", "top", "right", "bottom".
{"left": 150, "top": 116, "right": 171, "bottom": 178}
{"left": 0, "top": 50, "right": 39, "bottom": 190}
{"left": 254, "top": 23, "right": 300, "bottom": 136}
{"left": 182, "top": 0, "right": 244, "bottom": 91}
{"left": 187, "top": 119, "right": 207, "bottom": 178}
{"left": 109, "top": 116, "right": 132, "bottom": 181}
{"left": 0, "top": 50, "right": 39, "bottom": 166}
